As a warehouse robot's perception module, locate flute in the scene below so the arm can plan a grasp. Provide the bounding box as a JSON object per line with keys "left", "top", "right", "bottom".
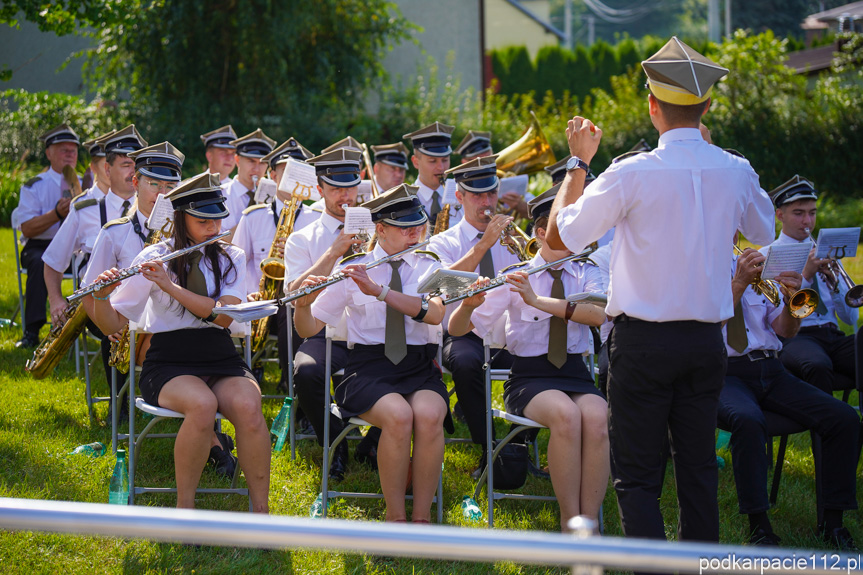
{"left": 66, "top": 231, "right": 230, "bottom": 303}
{"left": 279, "top": 239, "right": 431, "bottom": 305}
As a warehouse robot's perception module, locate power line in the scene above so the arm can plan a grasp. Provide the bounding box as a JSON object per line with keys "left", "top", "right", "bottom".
{"left": 580, "top": 0, "right": 669, "bottom": 24}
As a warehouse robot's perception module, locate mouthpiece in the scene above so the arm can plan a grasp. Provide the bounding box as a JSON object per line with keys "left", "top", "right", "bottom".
{"left": 483, "top": 209, "right": 493, "bottom": 217}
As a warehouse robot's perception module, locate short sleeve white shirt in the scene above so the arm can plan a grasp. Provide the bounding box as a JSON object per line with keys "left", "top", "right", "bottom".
{"left": 16, "top": 168, "right": 65, "bottom": 240}
{"left": 283, "top": 211, "right": 343, "bottom": 284}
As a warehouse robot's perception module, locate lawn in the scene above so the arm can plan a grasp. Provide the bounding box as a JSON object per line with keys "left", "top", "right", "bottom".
{"left": 0, "top": 227, "right": 860, "bottom": 574}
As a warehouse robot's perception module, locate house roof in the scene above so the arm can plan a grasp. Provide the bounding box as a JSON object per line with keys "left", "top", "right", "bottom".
{"left": 502, "top": 0, "right": 566, "bottom": 41}
{"left": 802, "top": 1, "right": 863, "bottom": 30}
{"left": 785, "top": 43, "right": 838, "bottom": 74}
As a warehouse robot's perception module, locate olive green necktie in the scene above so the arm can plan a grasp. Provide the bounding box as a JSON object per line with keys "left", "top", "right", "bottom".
{"left": 246, "top": 191, "right": 255, "bottom": 208}
{"left": 477, "top": 233, "right": 495, "bottom": 278}
{"left": 811, "top": 275, "right": 829, "bottom": 316}
{"left": 186, "top": 251, "right": 209, "bottom": 297}
{"left": 727, "top": 302, "right": 749, "bottom": 354}
{"left": 120, "top": 200, "right": 130, "bottom": 218}
{"left": 430, "top": 193, "right": 442, "bottom": 221}
{"left": 385, "top": 260, "right": 407, "bottom": 365}
{"left": 547, "top": 269, "right": 567, "bottom": 369}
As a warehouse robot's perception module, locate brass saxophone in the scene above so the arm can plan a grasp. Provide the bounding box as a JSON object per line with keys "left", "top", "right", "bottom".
{"left": 250, "top": 195, "right": 303, "bottom": 352}
{"left": 25, "top": 301, "right": 90, "bottom": 379}
{"left": 432, "top": 204, "right": 450, "bottom": 235}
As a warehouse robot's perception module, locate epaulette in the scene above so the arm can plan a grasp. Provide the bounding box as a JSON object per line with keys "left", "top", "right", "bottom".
{"left": 415, "top": 250, "right": 441, "bottom": 262}
{"left": 339, "top": 252, "right": 367, "bottom": 265}
{"left": 499, "top": 261, "right": 530, "bottom": 274}
{"left": 23, "top": 176, "right": 42, "bottom": 188}
{"left": 242, "top": 203, "right": 268, "bottom": 216}
{"left": 724, "top": 148, "right": 746, "bottom": 159}
{"left": 308, "top": 204, "right": 324, "bottom": 213}
{"left": 103, "top": 216, "right": 131, "bottom": 229}
{"left": 612, "top": 150, "right": 648, "bottom": 164}
{"left": 73, "top": 198, "right": 98, "bottom": 210}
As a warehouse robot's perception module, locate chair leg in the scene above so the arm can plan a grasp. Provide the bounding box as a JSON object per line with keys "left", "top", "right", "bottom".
{"left": 320, "top": 335, "right": 332, "bottom": 518}
{"left": 769, "top": 435, "right": 789, "bottom": 506}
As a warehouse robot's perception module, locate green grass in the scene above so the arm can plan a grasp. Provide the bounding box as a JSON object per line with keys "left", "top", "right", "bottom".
{"left": 0, "top": 227, "right": 861, "bottom": 573}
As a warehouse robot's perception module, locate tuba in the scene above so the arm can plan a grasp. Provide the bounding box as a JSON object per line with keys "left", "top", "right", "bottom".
{"left": 25, "top": 301, "right": 90, "bottom": 379}
{"left": 495, "top": 111, "right": 556, "bottom": 179}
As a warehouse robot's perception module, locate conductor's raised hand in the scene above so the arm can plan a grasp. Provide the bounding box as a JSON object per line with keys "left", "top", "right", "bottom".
{"left": 565, "top": 116, "right": 602, "bottom": 165}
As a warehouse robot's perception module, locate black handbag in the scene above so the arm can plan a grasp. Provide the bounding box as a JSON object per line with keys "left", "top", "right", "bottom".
{"left": 491, "top": 441, "right": 528, "bottom": 490}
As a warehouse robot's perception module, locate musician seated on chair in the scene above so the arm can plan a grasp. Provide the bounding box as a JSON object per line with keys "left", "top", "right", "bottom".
{"left": 89, "top": 173, "right": 270, "bottom": 513}
{"left": 764, "top": 176, "right": 859, "bottom": 396}
{"left": 448, "top": 184, "right": 609, "bottom": 532}
{"left": 220, "top": 129, "right": 275, "bottom": 234}
{"left": 293, "top": 184, "right": 449, "bottom": 524}
{"left": 404, "top": 121, "right": 461, "bottom": 227}
{"left": 456, "top": 129, "right": 530, "bottom": 219}
{"left": 718, "top": 243, "right": 857, "bottom": 549}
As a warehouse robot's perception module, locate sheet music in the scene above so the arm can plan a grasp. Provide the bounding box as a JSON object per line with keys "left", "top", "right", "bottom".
{"left": 147, "top": 194, "right": 174, "bottom": 234}
{"left": 214, "top": 300, "right": 279, "bottom": 323}
{"left": 815, "top": 227, "right": 860, "bottom": 259}
{"left": 441, "top": 178, "right": 459, "bottom": 205}
{"left": 278, "top": 159, "right": 320, "bottom": 201}
{"left": 342, "top": 207, "right": 375, "bottom": 235}
{"left": 254, "top": 178, "right": 277, "bottom": 204}
{"left": 760, "top": 241, "right": 811, "bottom": 280}
{"left": 499, "top": 175, "right": 529, "bottom": 198}
{"left": 417, "top": 268, "right": 478, "bottom": 297}
{"left": 566, "top": 292, "right": 608, "bottom": 306}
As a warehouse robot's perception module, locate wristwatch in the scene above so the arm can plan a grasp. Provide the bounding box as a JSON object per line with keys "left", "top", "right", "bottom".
{"left": 565, "top": 156, "right": 589, "bottom": 173}
{"left": 412, "top": 295, "right": 430, "bottom": 322}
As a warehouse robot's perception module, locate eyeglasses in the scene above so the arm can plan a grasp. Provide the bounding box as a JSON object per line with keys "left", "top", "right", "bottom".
{"left": 140, "top": 178, "right": 177, "bottom": 194}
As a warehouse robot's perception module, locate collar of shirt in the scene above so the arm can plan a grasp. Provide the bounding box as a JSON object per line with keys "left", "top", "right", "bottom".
{"left": 106, "top": 190, "right": 130, "bottom": 212}
{"left": 320, "top": 211, "right": 343, "bottom": 234}
{"left": 226, "top": 176, "right": 251, "bottom": 194}
{"left": 370, "top": 241, "right": 418, "bottom": 268}
{"left": 45, "top": 167, "right": 63, "bottom": 188}
{"left": 274, "top": 196, "right": 285, "bottom": 213}
{"left": 413, "top": 177, "right": 443, "bottom": 203}
{"left": 530, "top": 252, "right": 579, "bottom": 280}
{"left": 657, "top": 127, "right": 704, "bottom": 147}
{"left": 776, "top": 231, "right": 805, "bottom": 245}
{"left": 455, "top": 217, "right": 483, "bottom": 242}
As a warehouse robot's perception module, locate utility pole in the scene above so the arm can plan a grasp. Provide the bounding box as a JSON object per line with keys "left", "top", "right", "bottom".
{"left": 564, "top": 0, "right": 572, "bottom": 50}
{"left": 587, "top": 14, "right": 595, "bottom": 46}
{"left": 708, "top": 0, "right": 721, "bottom": 42}
{"left": 725, "top": 0, "right": 732, "bottom": 39}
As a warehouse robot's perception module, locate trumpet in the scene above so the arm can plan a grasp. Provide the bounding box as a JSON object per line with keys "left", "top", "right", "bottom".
{"left": 733, "top": 245, "right": 819, "bottom": 319}
{"left": 805, "top": 228, "right": 863, "bottom": 308}
{"left": 442, "top": 245, "right": 597, "bottom": 305}
{"left": 280, "top": 239, "right": 431, "bottom": 305}
{"left": 483, "top": 209, "right": 539, "bottom": 261}
{"left": 67, "top": 231, "right": 230, "bottom": 303}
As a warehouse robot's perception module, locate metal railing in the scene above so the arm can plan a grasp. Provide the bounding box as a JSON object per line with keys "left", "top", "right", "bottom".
{"left": 0, "top": 498, "right": 860, "bottom": 574}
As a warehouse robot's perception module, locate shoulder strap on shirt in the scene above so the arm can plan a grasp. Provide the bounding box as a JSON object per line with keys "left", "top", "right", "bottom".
{"left": 339, "top": 252, "right": 367, "bottom": 265}
{"left": 103, "top": 216, "right": 131, "bottom": 229}
{"left": 73, "top": 198, "right": 98, "bottom": 210}
{"left": 415, "top": 250, "right": 441, "bottom": 262}
{"left": 500, "top": 261, "right": 530, "bottom": 274}
{"left": 242, "top": 203, "right": 268, "bottom": 216}
{"left": 23, "top": 176, "right": 43, "bottom": 188}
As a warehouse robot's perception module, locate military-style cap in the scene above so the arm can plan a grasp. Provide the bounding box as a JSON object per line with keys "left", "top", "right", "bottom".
{"left": 262, "top": 137, "right": 314, "bottom": 168}
{"left": 128, "top": 141, "right": 185, "bottom": 182}
{"left": 454, "top": 130, "right": 492, "bottom": 160}
{"left": 40, "top": 124, "right": 80, "bottom": 148}
{"left": 642, "top": 36, "right": 728, "bottom": 106}
{"left": 403, "top": 121, "right": 455, "bottom": 157}
{"left": 99, "top": 124, "right": 147, "bottom": 155}
{"left": 528, "top": 183, "right": 560, "bottom": 220}
{"left": 321, "top": 136, "right": 363, "bottom": 155}
{"left": 371, "top": 143, "right": 409, "bottom": 169}
{"left": 200, "top": 125, "right": 237, "bottom": 149}
{"left": 445, "top": 155, "right": 499, "bottom": 194}
{"left": 361, "top": 184, "right": 427, "bottom": 228}
{"left": 83, "top": 129, "right": 116, "bottom": 157}
{"left": 166, "top": 173, "right": 228, "bottom": 219}
{"left": 545, "top": 156, "right": 596, "bottom": 185}
{"left": 307, "top": 148, "right": 362, "bottom": 188}
{"left": 230, "top": 129, "right": 276, "bottom": 159}
{"left": 769, "top": 175, "right": 818, "bottom": 208}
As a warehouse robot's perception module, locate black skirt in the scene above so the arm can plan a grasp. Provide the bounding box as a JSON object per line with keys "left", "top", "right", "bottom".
{"left": 335, "top": 343, "right": 454, "bottom": 433}
{"left": 505, "top": 353, "right": 604, "bottom": 416}
{"left": 139, "top": 327, "right": 253, "bottom": 406}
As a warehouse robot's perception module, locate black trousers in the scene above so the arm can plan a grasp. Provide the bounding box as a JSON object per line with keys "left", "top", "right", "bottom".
{"left": 20, "top": 240, "right": 51, "bottom": 336}
{"left": 608, "top": 317, "right": 726, "bottom": 543}
{"left": 442, "top": 331, "right": 513, "bottom": 447}
{"left": 718, "top": 356, "right": 858, "bottom": 515}
{"left": 293, "top": 332, "right": 350, "bottom": 446}
{"left": 780, "top": 324, "right": 856, "bottom": 394}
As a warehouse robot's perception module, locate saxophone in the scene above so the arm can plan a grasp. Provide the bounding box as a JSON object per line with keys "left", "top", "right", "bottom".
{"left": 250, "top": 195, "right": 303, "bottom": 353}
{"left": 25, "top": 301, "right": 90, "bottom": 379}
{"left": 432, "top": 204, "right": 450, "bottom": 235}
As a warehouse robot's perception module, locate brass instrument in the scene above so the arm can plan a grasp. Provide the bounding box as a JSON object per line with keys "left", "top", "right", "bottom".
{"left": 733, "top": 245, "right": 819, "bottom": 319}
{"left": 432, "top": 204, "right": 451, "bottom": 235}
{"left": 805, "top": 228, "right": 863, "bottom": 308}
{"left": 495, "top": 111, "right": 556, "bottom": 179}
{"left": 62, "top": 165, "right": 84, "bottom": 199}
{"left": 251, "top": 194, "right": 305, "bottom": 352}
{"left": 25, "top": 301, "right": 90, "bottom": 379}
{"left": 484, "top": 209, "right": 538, "bottom": 261}
{"left": 361, "top": 144, "right": 380, "bottom": 199}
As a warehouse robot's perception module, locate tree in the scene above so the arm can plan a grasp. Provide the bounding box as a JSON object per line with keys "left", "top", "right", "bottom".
{"left": 535, "top": 46, "right": 573, "bottom": 98}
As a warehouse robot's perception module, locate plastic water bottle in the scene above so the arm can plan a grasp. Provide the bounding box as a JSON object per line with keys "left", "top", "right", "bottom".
{"left": 70, "top": 441, "right": 105, "bottom": 457}
{"left": 270, "top": 397, "right": 292, "bottom": 453}
{"left": 309, "top": 493, "right": 331, "bottom": 518}
{"left": 461, "top": 495, "right": 482, "bottom": 521}
{"left": 108, "top": 449, "right": 129, "bottom": 505}
{"left": 716, "top": 455, "right": 726, "bottom": 470}
{"left": 715, "top": 430, "right": 731, "bottom": 450}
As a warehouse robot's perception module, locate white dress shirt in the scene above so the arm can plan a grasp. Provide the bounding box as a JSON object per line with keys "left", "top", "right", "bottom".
{"left": 589, "top": 242, "right": 614, "bottom": 343}
{"left": 83, "top": 210, "right": 151, "bottom": 287}
{"left": 198, "top": 168, "right": 232, "bottom": 187}
{"left": 768, "top": 232, "right": 859, "bottom": 328}
{"left": 469, "top": 254, "right": 602, "bottom": 357}
{"left": 16, "top": 167, "right": 67, "bottom": 241}
{"left": 283, "top": 210, "right": 344, "bottom": 284}
{"left": 111, "top": 240, "right": 246, "bottom": 333}
{"left": 221, "top": 177, "right": 255, "bottom": 230}
{"left": 42, "top": 190, "right": 129, "bottom": 276}
{"left": 723, "top": 256, "right": 785, "bottom": 357}
{"left": 311, "top": 244, "right": 442, "bottom": 346}
{"left": 429, "top": 216, "right": 521, "bottom": 275}
{"left": 557, "top": 128, "right": 775, "bottom": 323}
{"left": 414, "top": 177, "right": 462, "bottom": 226}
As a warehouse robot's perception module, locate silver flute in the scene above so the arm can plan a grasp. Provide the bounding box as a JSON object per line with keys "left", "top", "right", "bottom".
{"left": 280, "top": 239, "right": 431, "bottom": 305}
{"left": 66, "top": 231, "right": 231, "bottom": 303}
{"left": 442, "top": 245, "right": 597, "bottom": 305}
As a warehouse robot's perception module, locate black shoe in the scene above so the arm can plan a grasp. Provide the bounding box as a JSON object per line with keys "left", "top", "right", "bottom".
{"left": 297, "top": 416, "right": 314, "bottom": 436}
{"left": 821, "top": 525, "right": 858, "bottom": 551}
{"left": 527, "top": 459, "right": 550, "bottom": 480}
{"left": 208, "top": 432, "right": 237, "bottom": 479}
{"left": 355, "top": 445, "right": 378, "bottom": 470}
{"left": 276, "top": 376, "right": 288, "bottom": 395}
{"left": 329, "top": 441, "right": 348, "bottom": 482}
{"left": 251, "top": 366, "right": 265, "bottom": 385}
{"left": 16, "top": 332, "right": 39, "bottom": 349}
{"left": 452, "top": 401, "right": 466, "bottom": 424}
{"left": 470, "top": 453, "right": 488, "bottom": 481}
{"left": 107, "top": 399, "right": 130, "bottom": 425}
{"left": 749, "top": 527, "right": 781, "bottom": 546}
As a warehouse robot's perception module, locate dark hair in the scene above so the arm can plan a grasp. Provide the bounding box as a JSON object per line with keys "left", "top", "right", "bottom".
{"left": 168, "top": 210, "right": 237, "bottom": 306}
{"left": 105, "top": 151, "right": 126, "bottom": 165}
{"left": 652, "top": 94, "right": 709, "bottom": 127}
{"left": 534, "top": 215, "right": 549, "bottom": 232}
